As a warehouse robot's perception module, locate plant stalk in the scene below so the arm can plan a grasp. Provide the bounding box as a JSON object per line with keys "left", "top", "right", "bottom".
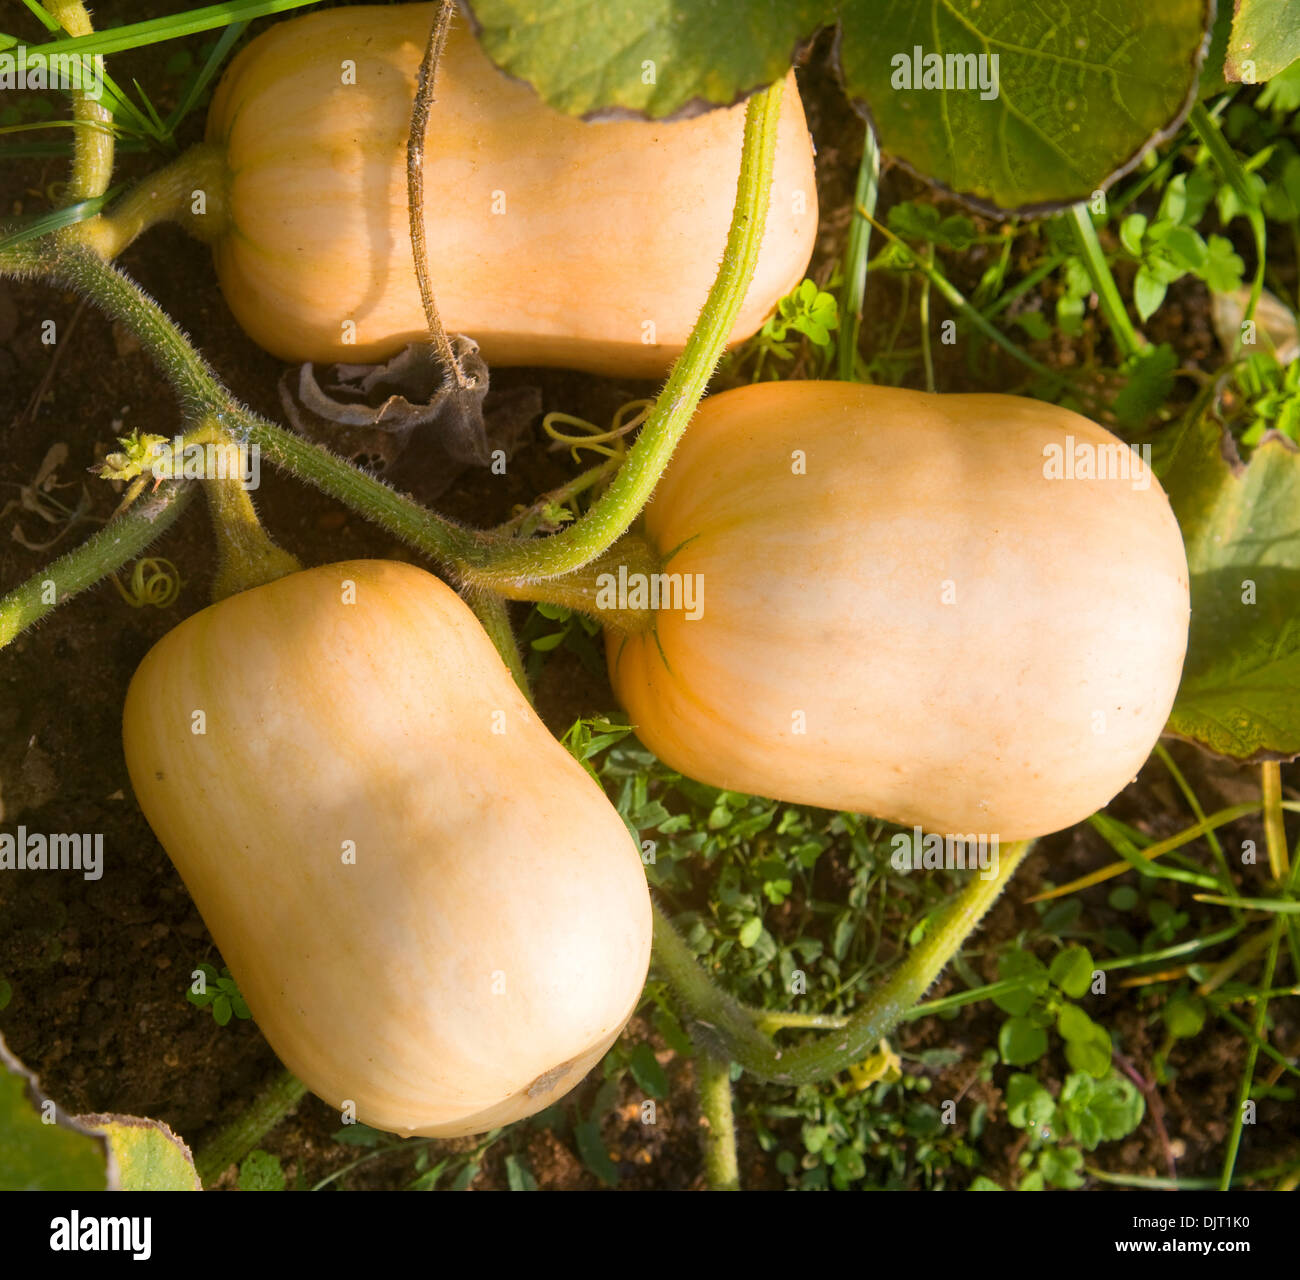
{"left": 653, "top": 840, "right": 1033, "bottom": 1085}
{"left": 193, "top": 1069, "right": 308, "bottom": 1187}
{"left": 1260, "top": 762, "right": 1291, "bottom": 882}
{"left": 44, "top": 1, "right": 114, "bottom": 205}
{"left": 1067, "top": 202, "right": 1142, "bottom": 359}
{"left": 838, "top": 122, "right": 879, "bottom": 382}
{"left": 456, "top": 79, "right": 787, "bottom": 585}
{"left": 407, "top": 0, "right": 473, "bottom": 394}
{"left": 0, "top": 483, "right": 194, "bottom": 650}
{"left": 696, "top": 1052, "right": 740, "bottom": 1191}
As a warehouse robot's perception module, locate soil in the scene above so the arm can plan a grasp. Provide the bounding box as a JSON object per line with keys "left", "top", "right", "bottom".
{"left": 1, "top": 4, "right": 1296, "bottom": 1192}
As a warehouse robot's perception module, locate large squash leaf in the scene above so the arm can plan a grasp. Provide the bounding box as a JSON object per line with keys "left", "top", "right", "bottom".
{"left": 78, "top": 1113, "right": 201, "bottom": 1191}
{"left": 0, "top": 1033, "right": 199, "bottom": 1190}
{"left": 0, "top": 1033, "right": 111, "bottom": 1190}
{"left": 1226, "top": 0, "right": 1300, "bottom": 84}
{"left": 462, "top": 0, "right": 1210, "bottom": 213}
{"left": 1159, "top": 414, "right": 1300, "bottom": 761}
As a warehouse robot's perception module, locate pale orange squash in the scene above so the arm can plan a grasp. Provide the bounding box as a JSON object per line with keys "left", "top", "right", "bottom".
{"left": 124, "top": 560, "right": 652, "bottom": 1137}
{"left": 606, "top": 382, "right": 1191, "bottom": 841}
{"left": 203, "top": 5, "right": 817, "bottom": 375}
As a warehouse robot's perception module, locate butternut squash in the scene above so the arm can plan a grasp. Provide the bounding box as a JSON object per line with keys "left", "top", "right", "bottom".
{"left": 203, "top": 6, "right": 817, "bottom": 375}
{"left": 606, "top": 382, "right": 1191, "bottom": 841}
{"left": 124, "top": 560, "right": 652, "bottom": 1137}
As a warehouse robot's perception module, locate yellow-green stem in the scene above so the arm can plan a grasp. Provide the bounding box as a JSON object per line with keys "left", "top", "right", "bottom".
{"left": 45, "top": 1, "right": 113, "bottom": 205}
{"left": 82, "top": 144, "right": 229, "bottom": 259}
{"left": 194, "top": 1069, "right": 307, "bottom": 1187}
{"left": 697, "top": 1053, "right": 740, "bottom": 1191}
{"left": 0, "top": 483, "right": 194, "bottom": 650}
{"left": 1260, "top": 762, "right": 1291, "bottom": 882}
{"left": 465, "top": 588, "right": 531, "bottom": 701}
{"left": 653, "top": 840, "right": 1034, "bottom": 1085}
{"left": 195, "top": 425, "right": 301, "bottom": 601}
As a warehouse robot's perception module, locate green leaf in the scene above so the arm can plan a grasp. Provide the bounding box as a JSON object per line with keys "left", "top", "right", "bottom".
{"left": 0, "top": 1034, "right": 110, "bottom": 1190}
{"left": 1088, "top": 1074, "right": 1145, "bottom": 1144}
{"left": 1133, "top": 266, "right": 1168, "bottom": 321}
{"left": 1108, "top": 885, "right": 1140, "bottom": 911}
{"left": 1202, "top": 234, "right": 1245, "bottom": 293}
{"left": 1258, "top": 58, "right": 1300, "bottom": 110}
{"left": 1063, "top": 1023, "right": 1113, "bottom": 1077}
{"left": 1161, "top": 224, "right": 1208, "bottom": 273}
{"left": 1056, "top": 1003, "right": 1098, "bottom": 1043}
{"left": 1014, "top": 311, "right": 1053, "bottom": 342}
{"left": 738, "top": 916, "right": 764, "bottom": 948}
{"left": 574, "top": 1119, "right": 619, "bottom": 1186}
{"left": 505, "top": 1154, "right": 538, "bottom": 1190}
{"left": 627, "top": 1043, "right": 669, "bottom": 1099}
{"left": 1160, "top": 413, "right": 1300, "bottom": 760}
{"left": 1048, "top": 946, "right": 1095, "bottom": 999}
{"left": 237, "top": 1148, "right": 285, "bottom": 1191}
{"left": 1162, "top": 993, "right": 1207, "bottom": 1039}
{"left": 999, "top": 1016, "right": 1049, "bottom": 1066}
{"left": 993, "top": 949, "right": 1049, "bottom": 1016}
{"left": 836, "top": 0, "right": 1210, "bottom": 213}
{"left": 1061, "top": 1071, "right": 1144, "bottom": 1148}
{"left": 449, "top": 1161, "right": 480, "bottom": 1191}
{"left": 82, "top": 1114, "right": 200, "bottom": 1191}
{"left": 1226, "top": 0, "right": 1300, "bottom": 84}
{"left": 1005, "top": 1072, "right": 1056, "bottom": 1129}
{"left": 1039, "top": 1144, "right": 1086, "bottom": 1188}
{"left": 1115, "top": 343, "right": 1178, "bottom": 429}
{"left": 465, "top": 0, "right": 1209, "bottom": 213}
{"left": 331, "top": 1123, "right": 390, "bottom": 1148}
{"left": 1120, "top": 212, "right": 1148, "bottom": 256}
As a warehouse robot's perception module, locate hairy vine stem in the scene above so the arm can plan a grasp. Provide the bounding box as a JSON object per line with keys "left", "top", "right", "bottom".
{"left": 651, "top": 841, "right": 1035, "bottom": 1085}
{"left": 193, "top": 1069, "right": 307, "bottom": 1187}
{"left": 0, "top": 78, "right": 784, "bottom": 641}
{"left": 407, "top": 0, "right": 473, "bottom": 395}
{"left": 697, "top": 1053, "right": 740, "bottom": 1190}
{"left": 44, "top": 1, "right": 114, "bottom": 205}
{"left": 0, "top": 483, "right": 194, "bottom": 650}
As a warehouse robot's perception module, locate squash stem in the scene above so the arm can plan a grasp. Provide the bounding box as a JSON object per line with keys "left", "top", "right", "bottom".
{"left": 696, "top": 1052, "right": 740, "bottom": 1191}
{"left": 487, "top": 534, "right": 663, "bottom": 634}
{"left": 80, "top": 143, "right": 230, "bottom": 259}
{"left": 652, "top": 840, "right": 1034, "bottom": 1086}
{"left": 5, "top": 240, "right": 484, "bottom": 565}
{"left": 193, "top": 1069, "right": 308, "bottom": 1187}
{"left": 1, "top": 70, "right": 782, "bottom": 606}
{"left": 0, "top": 482, "right": 194, "bottom": 651}
{"left": 182, "top": 421, "right": 301, "bottom": 601}
{"left": 464, "top": 588, "right": 532, "bottom": 701}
